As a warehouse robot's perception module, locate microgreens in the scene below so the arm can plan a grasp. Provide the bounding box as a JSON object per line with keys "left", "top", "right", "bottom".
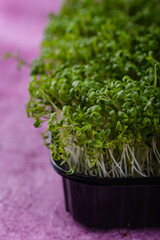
{"left": 27, "top": 0, "right": 160, "bottom": 177}
{"left": 3, "top": 51, "right": 31, "bottom": 69}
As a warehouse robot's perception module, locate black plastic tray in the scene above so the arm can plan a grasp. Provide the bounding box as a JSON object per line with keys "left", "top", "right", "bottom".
{"left": 50, "top": 156, "right": 160, "bottom": 229}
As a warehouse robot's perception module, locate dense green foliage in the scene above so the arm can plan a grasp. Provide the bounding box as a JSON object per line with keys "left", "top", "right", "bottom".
{"left": 27, "top": 0, "right": 160, "bottom": 177}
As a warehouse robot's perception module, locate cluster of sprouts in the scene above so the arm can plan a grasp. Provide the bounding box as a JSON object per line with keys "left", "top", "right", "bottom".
{"left": 27, "top": 0, "right": 160, "bottom": 177}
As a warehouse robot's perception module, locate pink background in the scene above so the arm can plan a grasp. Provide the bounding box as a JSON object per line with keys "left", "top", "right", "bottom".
{"left": 0, "top": 0, "right": 160, "bottom": 239}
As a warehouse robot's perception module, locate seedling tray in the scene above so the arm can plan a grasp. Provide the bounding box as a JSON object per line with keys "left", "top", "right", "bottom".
{"left": 51, "top": 156, "right": 160, "bottom": 229}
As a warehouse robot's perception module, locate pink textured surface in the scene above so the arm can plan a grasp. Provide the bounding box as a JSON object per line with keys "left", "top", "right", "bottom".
{"left": 0, "top": 0, "right": 160, "bottom": 239}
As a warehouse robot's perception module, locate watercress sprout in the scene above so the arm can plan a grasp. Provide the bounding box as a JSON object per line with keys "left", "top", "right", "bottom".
{"left": 27, "top": 0, "right": 160, "bottom": 177}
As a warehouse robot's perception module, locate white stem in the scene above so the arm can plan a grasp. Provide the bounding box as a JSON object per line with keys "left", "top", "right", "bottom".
{"left": 98, "top": 154, "right": 109, "bottom": 177}
{"left": 152, "top": 140, "right": 160, "bottom": 164}
{"left": 123, "top": 147, "right": 128, "bottom": 177}
{"left": 146, "top": 148, "right": 150, "bottom": 176}
{"left": 132, "top": 166, "right": 147, "bottom": 177}
{"left": 108, "top": 149, "right": 125, "bottom": 177}
{"left": 127, "top": 145, "right": 142, "bottom": 172}
{"left": 112, "top": 163, "right": 115, "bottom": 177}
